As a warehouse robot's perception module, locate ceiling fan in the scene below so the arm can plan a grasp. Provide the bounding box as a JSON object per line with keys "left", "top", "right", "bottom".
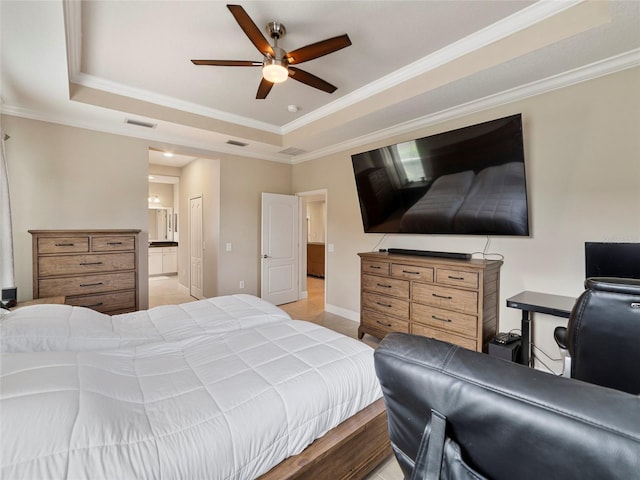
{"left": 191, "top": 4, "right": 352, "bottom": 99}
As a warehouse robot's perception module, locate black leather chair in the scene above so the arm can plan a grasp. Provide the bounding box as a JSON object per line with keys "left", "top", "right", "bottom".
{"left": 374, "top": 333, "right": 640, "bottom": 480}
{"left": 554, "top": 277, "right": 640, "bottom": 394}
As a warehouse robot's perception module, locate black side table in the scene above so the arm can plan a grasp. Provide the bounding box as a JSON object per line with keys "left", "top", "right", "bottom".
{"left": 506, "top": 291, "right": 576, "bottom": 367}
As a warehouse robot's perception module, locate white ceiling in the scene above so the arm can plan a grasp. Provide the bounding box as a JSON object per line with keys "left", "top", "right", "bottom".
{"left": 1, "top": 1, "right": 639, "bottom": 165}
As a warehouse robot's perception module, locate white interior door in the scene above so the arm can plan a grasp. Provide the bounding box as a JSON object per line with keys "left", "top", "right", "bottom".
{"left": 189, "top": 194, "right": 204, "bottom": 299}
{"left": 261, "top": 193, "right": 299, "bottom": 305}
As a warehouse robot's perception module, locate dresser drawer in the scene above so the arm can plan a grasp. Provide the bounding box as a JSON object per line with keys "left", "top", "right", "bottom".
{"left": 362, "top": 292, "right": 409, "bottom": 320}
{"left": 66, "top": 290, "right": 136, "bottom": 313}
{"left": 39, "top": 272, "right": 136, "bottom": 297}
{"left": 436, "top": 268, "right": 479, "bottom": 289}
{"left": 38, "top": 253, "right": 136, "bottom": 276}
{"left": 412, "top": 303, "right": 477, "bottom": 338}
{"left": 411, "top": 323, "right": 477, "bottom": 351}
{"left": 391, "top": 263, "right": 434, "bottom": 282}
{"left": 362, "top": 274, "right": 409, "bottom": 298}
{"left": 92, "top": 235, "right": 136, "bottom": 252}
{"left": 362, "top": 310, "right": 409, "bottom": 337}
{"left": 413, "top": 283, "right": 478, "bottom": 314}
{"left": 361, "top": 260, "right": 390, "bottom": 276}
{"left": 38, "top": 237, "right": 89, "bottom": 254}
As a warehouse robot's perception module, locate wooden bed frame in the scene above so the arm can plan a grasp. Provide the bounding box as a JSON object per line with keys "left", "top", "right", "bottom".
{"left": 258, "top": 398, "right": 391, "bottom": 480}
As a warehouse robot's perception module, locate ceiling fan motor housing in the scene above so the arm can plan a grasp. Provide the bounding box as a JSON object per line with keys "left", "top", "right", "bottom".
{"left": 263, "top": 46, "right": 288, "bottom": 68}
{"left": 266, "top": 21, "right": 286, "bottom": 40}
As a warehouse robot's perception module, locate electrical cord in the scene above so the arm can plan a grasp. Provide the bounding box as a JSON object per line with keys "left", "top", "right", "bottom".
{"left": 371, "top": 234, "right": 388, "bottom": 252}
{"left": 471, "top": 236, "right": 504, "bottom": 261}
{"left": 531, "top": 343, "right": 563, "bottom": 375}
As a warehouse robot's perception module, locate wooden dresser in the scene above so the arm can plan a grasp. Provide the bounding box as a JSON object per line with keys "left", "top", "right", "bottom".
{"left": 30, "top": 229, "right": 141, "bottom": 314}
{"left": 358, "top": 251, "right": 502, "bottom": 352}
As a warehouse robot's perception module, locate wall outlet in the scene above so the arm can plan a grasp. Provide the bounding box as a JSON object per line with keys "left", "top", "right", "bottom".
{"left": 226, "top": 243, "right": 232, "bottom": 252}
{"left": 239, "top": 280, "right": 245, "bottom": 289}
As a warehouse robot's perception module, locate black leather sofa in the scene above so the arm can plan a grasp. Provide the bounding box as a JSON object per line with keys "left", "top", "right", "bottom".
{"left": 374, "top": 333, "right": 640, "bottom": 480}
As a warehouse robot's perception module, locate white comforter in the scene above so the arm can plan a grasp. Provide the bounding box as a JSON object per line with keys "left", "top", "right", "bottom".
{"left": 1, "top": 294, "right": 291, "bottom": 352}
{"left": 1, "top": 320, "right": 382, "bottom": 480}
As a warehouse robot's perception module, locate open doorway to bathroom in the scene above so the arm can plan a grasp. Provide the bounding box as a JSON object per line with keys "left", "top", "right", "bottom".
{"left": 279, "top": 190, "right": 327, "bottom": 319}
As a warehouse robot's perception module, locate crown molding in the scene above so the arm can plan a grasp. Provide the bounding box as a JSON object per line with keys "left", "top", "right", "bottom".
{"left": 62, "top": 0, "right": 280, "bottom": 135}
{"left": 71, "top": 72, "right": 283, "bottom": 135}
{"left": 4, "top": 49, "right": 637, "bottom": 166}
{"left": 291, "top": 49, "right": 640, "bottom": 164}
{"left": 282, "top": 0, "right": 583, "bottom": 134}
{"left": 0, "top": 104, "right": 292, "bottom": 164}
{"left": 63, "top": 0, "right": 582, "bottom": 137}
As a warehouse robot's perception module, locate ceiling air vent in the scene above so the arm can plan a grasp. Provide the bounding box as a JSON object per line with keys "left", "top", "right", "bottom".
{"left": 279, "top": 147, "right": 306, "bottom": 156}
{"left": 226, "top": 140, "right": 248, "bottom": 147}
{"left": 125, "top": 118, "right": 157, "bottom": 129}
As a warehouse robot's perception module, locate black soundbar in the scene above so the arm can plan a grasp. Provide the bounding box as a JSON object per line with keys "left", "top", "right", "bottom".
{"left": 387, "top": 248, "right": 471, "bottom": 260}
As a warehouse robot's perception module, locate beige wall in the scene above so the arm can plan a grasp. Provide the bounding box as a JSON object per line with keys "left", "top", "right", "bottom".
{"left": 2, "top": 116, "right": 293, "bottom": 305}
{"left": 178, "top": 157, "right": 221, "bottom": 297}
{"left": 148, "top": 182, "right": 174, "bottom": 208}
{"left": 2, "top": 115, "right": 151, "bottom": 308}
{"left": 292, "top": 67, "right": 640, "bottom": 372}
{"left": 217, "top": 155, "right": 291, "bottom": 296}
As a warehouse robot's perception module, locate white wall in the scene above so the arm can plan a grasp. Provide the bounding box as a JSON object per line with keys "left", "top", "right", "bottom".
{"left": 292, "top": 67, "right": 640, "bottom": 372}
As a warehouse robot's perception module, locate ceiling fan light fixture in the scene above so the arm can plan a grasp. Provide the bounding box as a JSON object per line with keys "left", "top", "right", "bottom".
{"left": 262, "top": 62, "right": 288, "bottom": 83}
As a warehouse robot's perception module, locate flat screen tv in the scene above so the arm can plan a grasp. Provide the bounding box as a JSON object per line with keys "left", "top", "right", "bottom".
{"left": 351, "top": 114, "right": 530, "bottom": 235}
{"left": 585, "top": 242, "right": 640, "bottom": 279}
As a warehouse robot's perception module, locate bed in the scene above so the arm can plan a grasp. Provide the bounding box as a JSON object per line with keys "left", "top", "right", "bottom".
{"left": 0, "top": 296, "right": 390, "bottom": 480}
{"left": 1, "top": 294, "right": 292, "bottom": 352}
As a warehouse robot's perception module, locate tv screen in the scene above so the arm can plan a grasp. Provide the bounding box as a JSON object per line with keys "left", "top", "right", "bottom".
{"left": 351, "top": 114, "right": 530, "bottom": 236}
{"left": 585, "top": 242, "right": 640, "bottom": 279}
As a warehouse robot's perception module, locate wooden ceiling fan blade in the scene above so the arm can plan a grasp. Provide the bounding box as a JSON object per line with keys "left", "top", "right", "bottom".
{"left": 288, "top": 67, "right": 337, "bottom": 94}
{"left": 256, "top": 78, "right": 274, "bottom": 99}
{"left": 227, "top": 4, "right": 274, "bottom": 57}
{"left": 191, "top": 60, "right": 261, "bottom": 66}
{"left": 286, "top": 34, "right": 352, "bottom": 65}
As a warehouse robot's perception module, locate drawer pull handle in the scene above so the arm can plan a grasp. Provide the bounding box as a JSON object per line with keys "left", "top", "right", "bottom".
{"left": 448, "top": 275, "right": 465, "bottom": 280}
{"left": 376, "top": 301, "right": 392, "bottom": 308}
{"left": 79, "top": 262, "right": 104, "bottom": 266}
{"left": 376, "top": 320, "right": 392, "bottom": 328}
{"left": 80, "top": 282, "right": 104, "bottom": 287}
{"left": 432, "top": 293, "right": 452, "bottom": 300}
{"left": 376, "top": 283, "right": 392, "bottom": 288}
{"left": 369, "top": 265, "right": 381, "bottom": 269}
{"left": 432, "top": 315, "right": 452, "bottom": 323}
{"left": 83, "top": 302, "right": 104, "bottom": 308}
{"left": 402, "top": 270, "right": 420, "bottom": 275}
{"left": 55, "top": 243, "right": 75, "bottom": 247}
{"left": 107, "top": 242, "right": 123, "bottom": 246}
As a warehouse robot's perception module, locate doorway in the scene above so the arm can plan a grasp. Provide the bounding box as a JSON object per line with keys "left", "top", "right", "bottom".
{"left": 299, "top": 190, "right": 327, "bottom": 310}
{"left": 189, "top": 194, "right": 204, "bottom": 299}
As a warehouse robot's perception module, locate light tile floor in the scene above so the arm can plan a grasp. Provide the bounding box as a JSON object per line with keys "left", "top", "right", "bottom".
{"left": 148, "top": 275, "right": 404, "bottom": 480}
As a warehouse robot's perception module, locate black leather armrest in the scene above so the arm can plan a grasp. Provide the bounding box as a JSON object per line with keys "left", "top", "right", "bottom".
{"left": 374, "top": 333, "right": 640, "bottom": 480}
{"left": 553, "top": 325, "right": 568, "bottom": 349}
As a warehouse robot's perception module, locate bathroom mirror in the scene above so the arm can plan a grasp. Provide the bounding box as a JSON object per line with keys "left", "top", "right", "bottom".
{"left": 148, "top": 207, "right": 174, "bottom": 241}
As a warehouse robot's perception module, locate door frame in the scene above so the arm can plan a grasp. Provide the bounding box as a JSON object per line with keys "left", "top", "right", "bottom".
{"left": 296, "top": 189, "right": 328, "bottom": 306}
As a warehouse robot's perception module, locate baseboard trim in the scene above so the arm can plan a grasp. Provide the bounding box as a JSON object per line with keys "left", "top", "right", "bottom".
{"left": 325, "top": 303, "right": 359, "bottom": 323}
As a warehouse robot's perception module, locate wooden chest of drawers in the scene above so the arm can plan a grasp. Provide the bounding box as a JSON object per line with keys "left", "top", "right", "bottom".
{"left": 30, "top": 229, "right": 141, "bottom": 314}
{"left": 358, "top": 252, "right": 502, "bottom": 352}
